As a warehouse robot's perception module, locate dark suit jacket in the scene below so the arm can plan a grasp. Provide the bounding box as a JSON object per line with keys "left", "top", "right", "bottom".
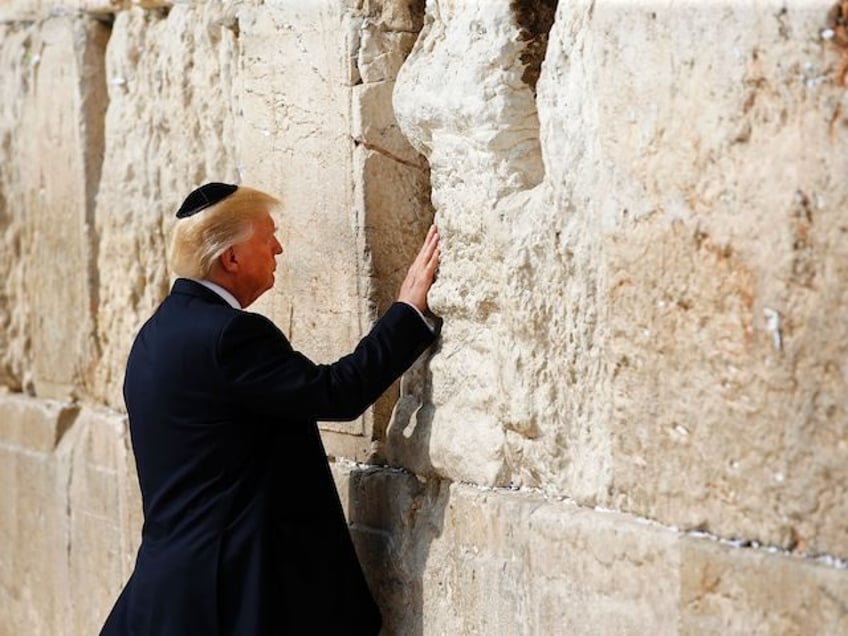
{"left": 100, "top": 278, "right": 436, "bottom": 635}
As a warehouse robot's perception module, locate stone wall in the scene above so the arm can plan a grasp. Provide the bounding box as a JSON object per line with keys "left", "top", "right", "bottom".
{"left": 1, "top": 0, "right": 846, "bottom": 634}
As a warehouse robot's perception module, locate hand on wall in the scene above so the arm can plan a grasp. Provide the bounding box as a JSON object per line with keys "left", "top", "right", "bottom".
{"left": 398, "top": 224, "right": 440, "bottom": 313}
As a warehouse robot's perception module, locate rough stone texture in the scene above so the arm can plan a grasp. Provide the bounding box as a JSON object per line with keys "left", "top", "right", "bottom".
{"left": 2, "top": 0, "right": 848, "bottom": 634}
{"left": 0, "top": 15, "right": 108, "bottom": 399}
{"left": 680, "top": 537, "right": 848, "bottom": 635}
{"left": 63, "top": 407, "right": 140, "bottom": 635}
{"left": 393, "top": 0, "right": 547, "bottom": 486}
{"left": 394, "top": 0, "right": 848, "bottom": 556}
{"left": 234, "top": 0, "right": 431, "bottom": 450}
{"left": 332, "top": 463, "right": 848, "bottom": 635}
{"left": 575, "top": 0, "right": 848, "bottom": 562}
{"left": 0, "top": 1, "right": 120, "bottom": 22}
{"left": 0, "top": 392, "right": 79, "bottom": 452}
{"left": 91, "top": 3, "right": 242, "bottom": 408}
{"left": 0, "top": 22, "right": 34, "bottom": 393}
{"left": 0, "top": 395, "right": 140, "bottom": 636}
{"left": 0, "top": 395, "right": 75, "bottom": 636}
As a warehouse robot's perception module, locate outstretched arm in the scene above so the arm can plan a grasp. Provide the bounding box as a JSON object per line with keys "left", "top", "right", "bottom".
{"left": 222, "top": 225, "right": 442, "bottom": 422}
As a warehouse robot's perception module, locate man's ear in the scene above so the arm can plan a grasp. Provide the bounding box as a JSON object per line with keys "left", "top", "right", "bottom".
{"left": 219, "top": 247, "right": 239, "bottom": 273}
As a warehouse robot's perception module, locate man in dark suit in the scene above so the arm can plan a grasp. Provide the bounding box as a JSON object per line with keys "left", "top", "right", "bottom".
{"left": 100, "top": 183, "right": 440, "bottom": 635}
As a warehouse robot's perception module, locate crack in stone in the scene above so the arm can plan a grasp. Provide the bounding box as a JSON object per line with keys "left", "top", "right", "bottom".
{"left": 341, "top": 461, "right": 848, "bottom": 570}
{"left": 353, "top": 137, "right": 426, "bottom": 170}
{"left": 511, "top": 0, "right": 558, "bottom": 95}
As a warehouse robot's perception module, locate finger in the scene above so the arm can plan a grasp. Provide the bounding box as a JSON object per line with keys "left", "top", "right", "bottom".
{"left": 414, "top": 226, "right": 439, "bottom": 268}
{"left": 424, "top": 248, "right": 440, "bottom": 279}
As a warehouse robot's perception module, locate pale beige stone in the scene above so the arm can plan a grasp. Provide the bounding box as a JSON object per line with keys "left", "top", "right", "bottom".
{"left": 0, "top": 392, "right": 78, "bottom": 452}
{"left": 5, "top": 0, "right": 848, "bottom": 632}
{"left": 234, "top": 1, "right": 370, "bottom": 401}
{"left": 0, "top": 22, "right": 33, "bottom": 393}
{"left": 232, "top": 0, "right": 430, "bottom": 454}
{"left": 353, "top": 80, "right": 423, "bottom": 165}
{"left": 0, "top": 15, "right": 107, "bottom": 399}
{"left": 0, "top": 1, "right": 124, "bottom": 22}
{"left": 91, "top": 3, "right": 242, "bottom": 408}
{"left": 332, "top": 463, "right": 848, "bottom": 635}
{"left": 393, "top": 0, "right": 848, "bottom": 556}
{"left": 393, "top": 0, "right": 544, "bottom": 486}
{"left": 64, "top": 408, "right": 137, "bottom": 635}
{"left": 681, "top": 537, "right": 848, "bottom": 635}
{"left": 0, "top": 394, "right": 75, "bottom": 636}
{"left": 28, "top": 16, "right": 107, "bottom": 400}
{"left": 547, "top": 0, "right": 848, "bottom": 557}
{"left": 0, "top": 395, "right": 140, "bottom": 636}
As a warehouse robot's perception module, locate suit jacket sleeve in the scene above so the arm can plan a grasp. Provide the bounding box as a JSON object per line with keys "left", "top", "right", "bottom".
{"left": 218, "top": 301, "right": 436, "bottom": 422}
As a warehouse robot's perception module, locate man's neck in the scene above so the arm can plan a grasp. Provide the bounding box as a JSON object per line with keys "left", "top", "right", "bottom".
{"left": 192, "top": 278, "right": 242, "bottom": 309}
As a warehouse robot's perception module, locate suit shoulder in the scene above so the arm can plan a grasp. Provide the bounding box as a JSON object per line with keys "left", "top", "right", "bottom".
{"left": 217, "top": 311, "right": 292, "bottom": 354}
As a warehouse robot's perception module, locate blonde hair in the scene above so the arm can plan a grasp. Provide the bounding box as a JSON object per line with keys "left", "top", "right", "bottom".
{"left": 169, "top": 186, "right": 281, "bottom": 279}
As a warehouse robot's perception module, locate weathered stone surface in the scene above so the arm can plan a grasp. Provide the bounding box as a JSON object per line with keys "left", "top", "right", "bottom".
{"left": 0, "top": 392, "right": 78, "bottom": 452}
{"left": 0, "top": 23, "right": 33, "bottom": 393}
{"left": 681, "top": 537, "right": 848, "bottom": 635}
{"left": 232, "top": 0, "right": 430, "bottom": 451}
{"left": 0, "top": 394, "right": 75, "bottom": 636}
{"left": 29, "top": 15, "right": 108, "bottom": 400}
{"left": 0, "top": 1, "right": 122, "bottom": 22}
{"left": 5, "top": 0, "right": 848, "bottom": 632}
{"left": 91, "top": 3, "right": 242, "bottom": 408}
{"left": 394, "top": 0, "right": 848, "bottom": 556}
{"left": 64, "top": 408, "right": 138, "bottom": 635}
{"left": 233, "top": 2, "right": 369, "bottom": 439}
{"left": 332, "top": 463, "right": 848, "bottom": 635}
{"left": 394, "top": 0, "right": 545, "bottom": 487}
{"left": 0, "top": 15, "right": 107, "bottom": 400}
{"left": 2, "top": 388, "right": 846, "bottom": 636}
{"left": 551, "top": 0, "right": 848, "bottom": 557}
{"left": 0, "top": 396, "right": 140, "bottom": 636}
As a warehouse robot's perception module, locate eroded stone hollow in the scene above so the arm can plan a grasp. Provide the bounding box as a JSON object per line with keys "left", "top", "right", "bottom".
{"left": 512, "top": 0, "right": 558, "bottom": 93}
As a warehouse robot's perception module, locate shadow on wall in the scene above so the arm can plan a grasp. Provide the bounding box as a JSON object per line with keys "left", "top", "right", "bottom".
{"left": 347, "top": 465, "right": 449, "bottom": 636}
{"left": 349, "top": 340, "right": 449, "bottom": 635}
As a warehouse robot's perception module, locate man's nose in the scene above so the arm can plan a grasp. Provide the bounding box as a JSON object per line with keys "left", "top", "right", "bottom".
{"left": 273, "top": 238, "right": 283, "bottom": 255}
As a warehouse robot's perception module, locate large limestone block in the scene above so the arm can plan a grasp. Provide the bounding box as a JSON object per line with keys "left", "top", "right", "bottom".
{"left": 0, "top": 394, "right": 77, "bottom": 636}
{"left": 91, "top": 3, "right": 242, "bottom": 408}
{"left": 422, "top": 487, "right": 680, "bottom": 635}
{"left": 681, "top": 537, "right": 848, "bottom": 635}
{"left": 233, "top": 1, "right": 369, "bottom": 441}
{"left": 393, "top": 0, "right": 549, "bottom": 485}
{"left": 540, "top": 1, "right": 848, "bottom": 556}
{"left": 0, "top": 15, "right": 108, "bottom": 399}
{"left": 0, "top": 395, "right": 141, "bottom": 636}
{"left": 0, "top": 391, "right": 79, "bottom": 452}
{"left": 333, "top": 463, "right": 848, "bottom": 635}
{"left": 64, "top": 407, "right": 139, "bottom": 635}
{"left": 394, "top": 0, "right": 848, "bottom": 555}
{"left": 332, "top": 462, "right": 447, "bottom": 632}
{"left": 333, "top": 463, "right": 680, "bottom": 634}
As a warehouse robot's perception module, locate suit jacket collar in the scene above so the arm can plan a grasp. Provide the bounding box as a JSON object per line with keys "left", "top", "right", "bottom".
{"left": 171, "top": 278, "right": 236, "bottom": 308}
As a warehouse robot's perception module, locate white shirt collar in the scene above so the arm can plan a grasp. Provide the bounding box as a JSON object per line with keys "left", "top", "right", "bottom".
{"left": 192, "top": 279, "right": 242, "bottom": 309}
